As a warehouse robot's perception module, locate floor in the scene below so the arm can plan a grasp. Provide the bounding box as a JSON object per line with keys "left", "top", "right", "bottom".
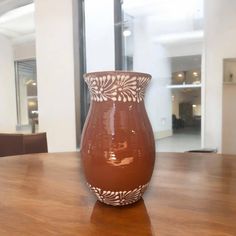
{"left": 156, "top": 127, "right": 201, "bottom": 153}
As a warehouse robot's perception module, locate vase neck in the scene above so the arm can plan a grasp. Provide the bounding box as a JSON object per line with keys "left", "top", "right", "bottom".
{"left": 84, "top": 73, "right": 150, "bottom": 103}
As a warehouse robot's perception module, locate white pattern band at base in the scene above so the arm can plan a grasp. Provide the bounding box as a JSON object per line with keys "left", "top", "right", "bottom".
{"left": 87, "top": 183, "right": 149, "bottom": 206}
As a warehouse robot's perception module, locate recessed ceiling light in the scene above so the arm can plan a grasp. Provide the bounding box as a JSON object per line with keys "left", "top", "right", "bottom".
{"left": 193, "top": 72, "right": 198, "bottom": 76}
{"left": 178, "top": 73, "right": 183, "bottom": 77}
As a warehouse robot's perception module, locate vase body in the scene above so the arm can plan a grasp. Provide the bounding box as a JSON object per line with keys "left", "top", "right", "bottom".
{"left": 81, "top": 71, "right": 155, "bottom": 206}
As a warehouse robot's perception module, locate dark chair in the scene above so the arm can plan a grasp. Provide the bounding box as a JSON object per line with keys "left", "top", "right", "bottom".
{"left": 0, "top": 133, "right": 24, "bottom": 157}
{"left": 172, "top": 114, "right": 185, "bottom": 129}
{"left": 23, "top": 132, "right": 48, "bottom": 154}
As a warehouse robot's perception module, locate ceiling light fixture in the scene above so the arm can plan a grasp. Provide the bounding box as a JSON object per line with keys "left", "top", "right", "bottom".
{"left": 193, "top": 72, "right": 198, "bottom": 76}
{"left": 28, "top": 101, "right": 36, "bottom": 107}
{"left": 123, "top": 29, "right": 131, "bottom": 37}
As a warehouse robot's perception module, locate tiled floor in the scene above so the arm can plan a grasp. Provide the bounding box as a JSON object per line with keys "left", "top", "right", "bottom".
{"left": 156, "top": 127, "right": 201, "bottom": 153}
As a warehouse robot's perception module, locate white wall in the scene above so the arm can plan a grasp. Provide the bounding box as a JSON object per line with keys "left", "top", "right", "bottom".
{"left": 0, "top": 34, "right": 17, "bottom": 132}
{"left": 35, "top": 0, "right": 76, "bottom": 152}
{"left": 14, "top": 41, "right": 36, "bottom": 61}
{"left": 222, "top": 85, "right": 236, "bottom": 154}
{"left": 133, "top": 17, "right": 172, "bottom": 139}
{"left": 85, "top": 0, "right": 115, "bottom": 71}
{"left": 204, "top": 0, "right": 236, "bottom": 152}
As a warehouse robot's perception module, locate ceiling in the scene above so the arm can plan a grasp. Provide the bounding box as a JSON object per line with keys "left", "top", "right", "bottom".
{"left": 172, "top": 87, "right": 201, "bottom": 102}
{"left": 0, "top": 0, "right": 204, "bottom": 49}
{"left": 0, "top": 0, "right": 33, "bottom": 16}
{"left": 123, "top": 0, "right": 204, "bottom": 46}
{"left": 123, "top": 0, "right": 203, "bottom": 21}
{"left": 0, "top": 1, "right": 35, "bottom": 44}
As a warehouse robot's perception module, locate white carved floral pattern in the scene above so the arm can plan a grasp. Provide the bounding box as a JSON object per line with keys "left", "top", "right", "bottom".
{"left": 84, "top": 74, "right": 150, "bottom": 103}
{"left": 87, "top": 183, "right": 149, "bottom": 206}
{"left": 136, "top": 77, "right": 151, "bottom": 103}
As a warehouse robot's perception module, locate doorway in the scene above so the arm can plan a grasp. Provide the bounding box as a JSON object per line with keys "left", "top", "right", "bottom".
{"left": 160, "top": 55, "right": 202, "bottom": 152}
{"left": 121, "top": 0, "right": 203, "bottom": 152}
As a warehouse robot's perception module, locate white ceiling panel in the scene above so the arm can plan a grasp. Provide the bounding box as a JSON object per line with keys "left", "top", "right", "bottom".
{"left": 0, "top": 2, "right": 35, "bottom": 43}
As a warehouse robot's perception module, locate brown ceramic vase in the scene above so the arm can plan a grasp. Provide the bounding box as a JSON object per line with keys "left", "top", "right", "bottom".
{"left": 81, "top": 71, "right": 155, "bottom": 206}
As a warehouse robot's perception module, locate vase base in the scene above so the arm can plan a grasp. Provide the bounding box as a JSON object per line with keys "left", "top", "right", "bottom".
{"left": 87, "top": 182, "right": 149, "bottom": 206}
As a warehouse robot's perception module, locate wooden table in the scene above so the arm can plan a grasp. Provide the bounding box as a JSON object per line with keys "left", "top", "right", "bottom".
{"left": 0, "top": 152, "right": 236, "bottom": 236}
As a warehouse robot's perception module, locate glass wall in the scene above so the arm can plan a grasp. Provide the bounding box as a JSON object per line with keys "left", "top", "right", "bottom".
{"left": 82, "top": 0, "right": 203, "bottom": 152}
{"left": 15, "top": 59, "right": 38, "bottom": 133}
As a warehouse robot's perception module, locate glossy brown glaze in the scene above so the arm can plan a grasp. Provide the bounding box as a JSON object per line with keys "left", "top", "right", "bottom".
{"left": 81, "top": 71, "right": 155, "bottom": 206}
{"left": 0, "top": 152, "right": 236, "bottom": 235}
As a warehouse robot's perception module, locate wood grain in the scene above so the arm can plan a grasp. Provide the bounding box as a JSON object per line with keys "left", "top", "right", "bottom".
{"left": 0, "top": 152, "right": 236, "bottom": 236}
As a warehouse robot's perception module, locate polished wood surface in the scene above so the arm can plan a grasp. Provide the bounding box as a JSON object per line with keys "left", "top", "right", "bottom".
{"left": 0, "top": 152, "right": 236, "bottom": 236}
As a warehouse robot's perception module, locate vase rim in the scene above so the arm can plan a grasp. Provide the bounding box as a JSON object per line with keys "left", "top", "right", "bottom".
{"left": 84, "top": 70, "right": 151, "bottom": 79}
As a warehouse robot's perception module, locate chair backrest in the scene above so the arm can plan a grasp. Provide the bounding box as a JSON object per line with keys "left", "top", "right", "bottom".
{"left": 23, "top": 132, "right": 48, "bottom": 154}
{"left": 0, "top": 133, "right": 24, "bottom": 157}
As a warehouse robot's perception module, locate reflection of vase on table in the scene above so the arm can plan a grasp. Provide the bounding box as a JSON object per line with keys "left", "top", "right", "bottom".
{"left": 81, "top": 71, "right": 155, "bottom": 206}
{"left": 89, "top": 199, "right": 153, "bottom": 235}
